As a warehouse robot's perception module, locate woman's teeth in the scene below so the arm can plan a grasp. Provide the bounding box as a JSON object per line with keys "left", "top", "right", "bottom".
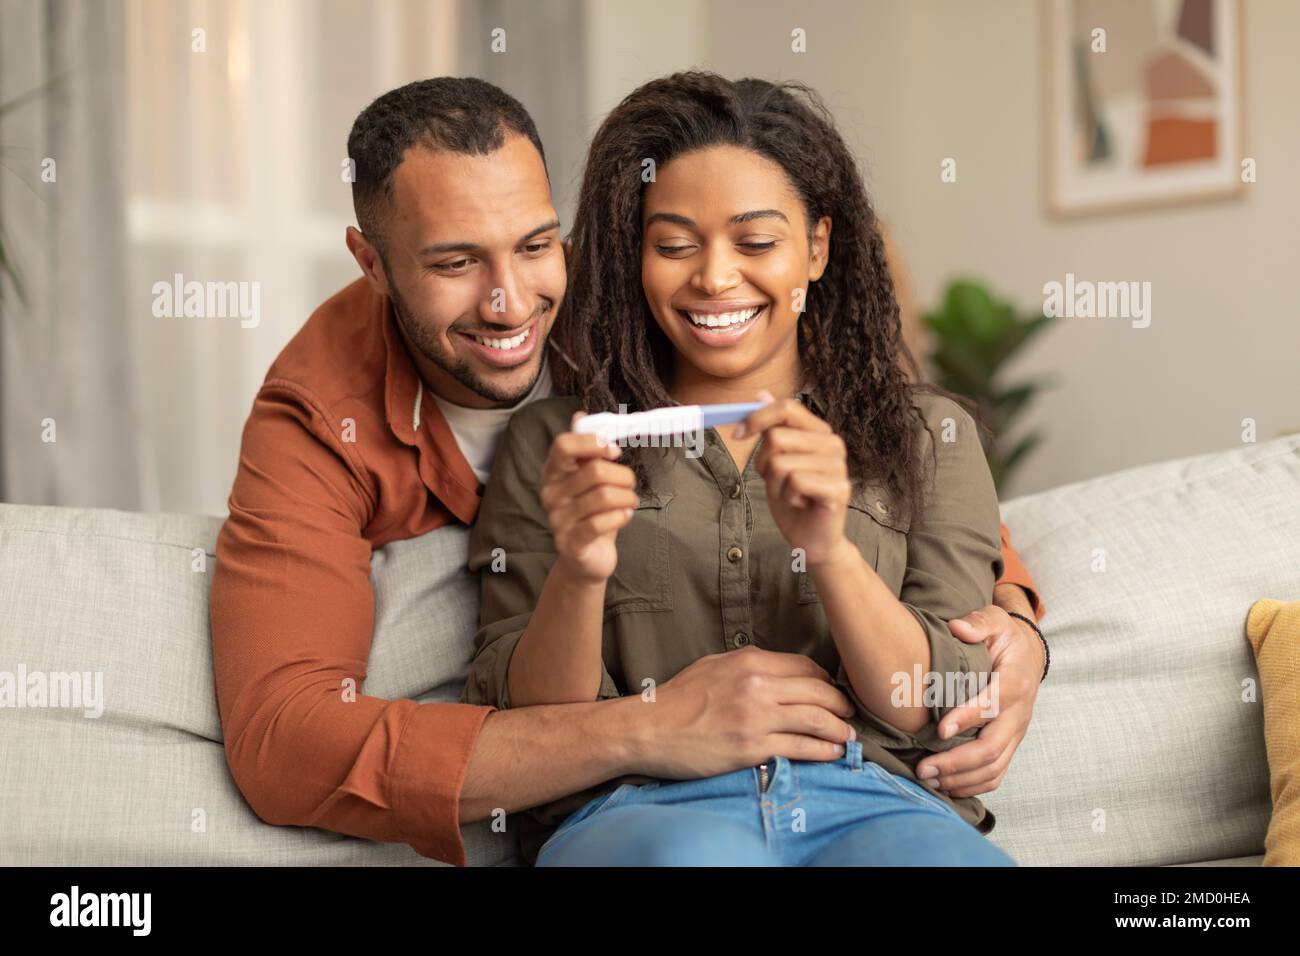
{"left": 472, "top": 328, "right": 530, "bottom": 350}
{"left": 685, "top": 306, "right": 762, "bottom": 329}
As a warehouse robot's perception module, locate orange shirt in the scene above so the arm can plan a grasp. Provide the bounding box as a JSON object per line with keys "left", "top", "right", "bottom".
{"left": 209, "top": 277, "right": 1046, "bottom": 866}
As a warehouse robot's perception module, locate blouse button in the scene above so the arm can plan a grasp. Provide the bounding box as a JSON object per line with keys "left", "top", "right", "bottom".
{"left": 734, "top": 631, "right": 750, "bottom": 646}
{"left": 730, "top": 482, "right": 742, "bottom": 499}
{"left": 875, "top": 499, "right": 891, "bottom": 516}
{"left": 726, "top": 546, "right": 744, "bottom": 563}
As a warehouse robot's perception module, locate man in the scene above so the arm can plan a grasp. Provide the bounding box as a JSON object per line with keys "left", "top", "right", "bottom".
{"left": 209, "top": 77, "right": 1047, "bottom": 866}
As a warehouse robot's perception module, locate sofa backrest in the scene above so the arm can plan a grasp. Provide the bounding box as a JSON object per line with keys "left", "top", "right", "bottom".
{"left": 0, "top": 505, "right": 515, "bottom": 865}
{"left": 3, "top": 431, "right": 1296, "bottom": 865}
{"left": 988, "top": 432, "right": 1299, "bottom": 864}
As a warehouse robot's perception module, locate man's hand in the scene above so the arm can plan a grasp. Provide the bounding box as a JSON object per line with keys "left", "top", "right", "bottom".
{"left": 627, "top": 645, "right": 858, "bottom": 780}
{"left": 914, "top": 586, "right": 1044, "bottom": 798}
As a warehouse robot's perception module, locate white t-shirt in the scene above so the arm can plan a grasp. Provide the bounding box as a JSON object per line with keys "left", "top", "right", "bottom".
{"left": 429, "top": 359, "right": 555, "bottom": 487}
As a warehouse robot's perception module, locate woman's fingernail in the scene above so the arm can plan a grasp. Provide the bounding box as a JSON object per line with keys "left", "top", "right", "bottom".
{"left": 732, "top": 424, "right": 746, "bottom": 439}
{"left": 918, "top": 765, "right": 938, "bottom": 779}
{"left": 624, "top": 508, "right": 634, "bottom": 517}
{"left": 847, "top": 726, "right": 857, "bottom": 741}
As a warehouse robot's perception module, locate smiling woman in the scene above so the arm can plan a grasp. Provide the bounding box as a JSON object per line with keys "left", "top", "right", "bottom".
{"left": 465, "top": 71, "right": 1017, "bottom": 868}
{"left": 552, "top": 71, "right": 965, "bottom": 524}
{"left": 640, "top": 145, "right": 830, "bottom": 411}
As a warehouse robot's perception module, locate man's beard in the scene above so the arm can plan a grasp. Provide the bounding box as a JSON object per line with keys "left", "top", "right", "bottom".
{"left": 387, "top": 275, "right": 546, "bottom": 405}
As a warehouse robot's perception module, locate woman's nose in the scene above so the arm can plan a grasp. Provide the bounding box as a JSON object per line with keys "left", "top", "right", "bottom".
{"left": 692, "top": 246, "right": 741, "bottom": 296}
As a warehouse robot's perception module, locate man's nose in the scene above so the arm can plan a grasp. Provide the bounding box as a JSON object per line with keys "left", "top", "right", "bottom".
{"left": 478, "top": 264, "right": 536, "bottom": 326}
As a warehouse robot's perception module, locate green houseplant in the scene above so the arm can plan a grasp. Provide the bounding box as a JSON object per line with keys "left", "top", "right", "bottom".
{"left": 922, "top": 279, "right": 1056, "bottom": 493}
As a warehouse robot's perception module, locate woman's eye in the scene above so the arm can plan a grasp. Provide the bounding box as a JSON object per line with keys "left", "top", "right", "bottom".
{"left": 655, "top": 244, "right": 695, "bottom": 256}
{"left": 739, "top": 241, "right": 777, "bottom": 252}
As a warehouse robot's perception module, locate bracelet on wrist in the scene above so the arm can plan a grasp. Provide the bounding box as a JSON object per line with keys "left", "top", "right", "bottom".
{"left": 1006, "top": 611, "right": 1049, "bottom": 683}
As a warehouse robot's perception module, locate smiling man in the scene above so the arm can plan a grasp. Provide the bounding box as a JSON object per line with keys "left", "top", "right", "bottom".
{"left": 209, "top": 77, "right": 1047, "bottom": 866}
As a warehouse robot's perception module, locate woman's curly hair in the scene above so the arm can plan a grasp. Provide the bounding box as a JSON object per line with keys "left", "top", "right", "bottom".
{"left": 551, "top": 71, "right": 981, "bottom": 528}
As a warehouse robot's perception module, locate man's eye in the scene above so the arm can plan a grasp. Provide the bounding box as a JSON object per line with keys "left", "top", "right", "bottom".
{"left": 433, "top": 259, "right": 471, "bottom": 271}
{"left": 523, "top": 241, "right": 550, "bottom": 255}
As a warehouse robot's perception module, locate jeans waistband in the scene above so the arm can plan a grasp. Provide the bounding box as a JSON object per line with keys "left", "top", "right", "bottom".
{"left": 754, "top": 738, "right": 863, "bottom": 785}
{"left": 760, "top": 739, "right": 864, "bottom": 772}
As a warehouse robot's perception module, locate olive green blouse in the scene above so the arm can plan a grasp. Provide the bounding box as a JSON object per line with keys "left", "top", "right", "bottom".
{"left": 461, "top": 387, "right": 1005, "bottom": 863}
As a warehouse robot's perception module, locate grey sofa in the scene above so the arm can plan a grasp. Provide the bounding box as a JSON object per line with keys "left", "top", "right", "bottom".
{"left": 2, "top": 432, "right": 1297, "bottom": 865}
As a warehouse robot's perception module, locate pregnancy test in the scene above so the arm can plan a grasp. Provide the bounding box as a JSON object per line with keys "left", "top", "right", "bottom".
{"left": 574, "top": 402, "right": 766, "bottom": 444}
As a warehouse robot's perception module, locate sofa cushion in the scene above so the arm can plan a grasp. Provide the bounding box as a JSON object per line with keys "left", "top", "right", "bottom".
{"left": 985, "top": 432, "right": 1300, "bottom": 865}
{"left": 3, "top": 431, "right": 1295, "bottom": 866}
{"left": 0, "top": 505, "right": 517, "bottom": 865}
{"left": 1244, "top": 598, "right": 1300, "bottom": 865}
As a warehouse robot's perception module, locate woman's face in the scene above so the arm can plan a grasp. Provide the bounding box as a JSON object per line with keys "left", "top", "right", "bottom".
{"left": 641, "top": 144, "right": 830, "bottom": 390}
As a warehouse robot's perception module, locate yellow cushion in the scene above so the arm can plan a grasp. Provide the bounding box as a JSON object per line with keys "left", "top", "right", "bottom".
{"left": 1246, "top": 598, "right": 1300, "bottom": 866}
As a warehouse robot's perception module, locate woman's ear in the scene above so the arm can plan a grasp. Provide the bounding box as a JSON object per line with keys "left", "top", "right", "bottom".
{"left": 808, "top": 216, "right": 832, "bottom": 282}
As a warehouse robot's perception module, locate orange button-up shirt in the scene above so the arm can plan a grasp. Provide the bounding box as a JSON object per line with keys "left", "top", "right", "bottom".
{"left": 209, "top": 277, "right": 1046, "bottom": 867}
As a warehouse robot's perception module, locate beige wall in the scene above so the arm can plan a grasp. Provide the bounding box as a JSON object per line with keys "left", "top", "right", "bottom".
{"left": 682, "top": 0, "right": 1299, "bottom": 497}
{"left": 88, "top": 0, "right": 1295, "bottom": 515}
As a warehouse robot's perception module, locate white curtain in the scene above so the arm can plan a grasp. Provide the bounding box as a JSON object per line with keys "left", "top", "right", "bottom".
{"left": 1, "top": 0, "right": 141, "bottom": 507}
{"left": 0, "top": 0, "right": 588, "bottom": 516}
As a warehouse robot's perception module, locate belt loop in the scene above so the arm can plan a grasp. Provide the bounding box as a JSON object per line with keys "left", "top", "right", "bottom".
{"left": 846, "top": 739, "right": 863, "bottom": 770}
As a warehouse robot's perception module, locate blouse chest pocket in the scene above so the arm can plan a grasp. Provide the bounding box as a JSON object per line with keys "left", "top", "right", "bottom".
{"left": 605, "top": 491, "right": 675, "bottom": 617}
{"left": 796, "top": 485, "right": 911, "bottom": 603}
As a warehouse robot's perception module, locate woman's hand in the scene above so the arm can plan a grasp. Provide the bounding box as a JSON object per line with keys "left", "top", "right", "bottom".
{"left": 540, "top": 412, "right": 640, "bottom": 585}
{"left": 735, "top": 391, "right": 852, "bottom": 567}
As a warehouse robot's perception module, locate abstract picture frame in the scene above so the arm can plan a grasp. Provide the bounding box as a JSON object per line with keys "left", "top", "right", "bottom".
{"left": 1043, "top": 0, "right": 1246, "bottom": 218}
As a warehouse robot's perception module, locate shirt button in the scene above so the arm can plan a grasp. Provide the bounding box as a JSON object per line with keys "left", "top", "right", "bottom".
{"left": 730, "top": 482, "right": 742, "bottom": 499}
{"left": 726, "top": 546, "right": 743, "bottom": 562}
{"left": 735, "top": 631, "right": 750, "bottom": 646}
{"left": 875, "top": 499, "right": 891, "bottom": 516}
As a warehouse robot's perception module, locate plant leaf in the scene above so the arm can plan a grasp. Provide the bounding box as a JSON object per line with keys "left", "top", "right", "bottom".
{"left": 1001, "top": 433, "right": 1044, "bottom": 474}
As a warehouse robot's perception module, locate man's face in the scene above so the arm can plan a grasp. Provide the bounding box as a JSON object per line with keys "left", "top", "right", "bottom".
{"left": 372, "top": 134, "right": 565, "bottom": 408}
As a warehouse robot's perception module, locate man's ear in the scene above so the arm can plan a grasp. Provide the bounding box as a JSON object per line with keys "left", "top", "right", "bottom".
{"left": 808, "top": 216, "right": 832, "bottom": 282}
{"left": 346, "top": 226, "right": 390, "bottom": 297}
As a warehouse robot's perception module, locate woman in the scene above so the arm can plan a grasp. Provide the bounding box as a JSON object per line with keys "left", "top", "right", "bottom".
{"left": 462, "top": 71, "right": 1015, "bottom": 867}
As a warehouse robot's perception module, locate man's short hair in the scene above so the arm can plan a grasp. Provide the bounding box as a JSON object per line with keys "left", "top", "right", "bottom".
{"left": 346, "top": 77, "right": 547, "bottom": 257}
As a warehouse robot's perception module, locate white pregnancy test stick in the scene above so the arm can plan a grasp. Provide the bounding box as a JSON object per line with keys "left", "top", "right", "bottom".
{"left": 573, "top": 402, "right": 766, "bottom": 445}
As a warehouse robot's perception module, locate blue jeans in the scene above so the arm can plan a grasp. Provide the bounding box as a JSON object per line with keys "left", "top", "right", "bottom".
{"left": 535, "top": 741, "right": 1016, "bottom": 866}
